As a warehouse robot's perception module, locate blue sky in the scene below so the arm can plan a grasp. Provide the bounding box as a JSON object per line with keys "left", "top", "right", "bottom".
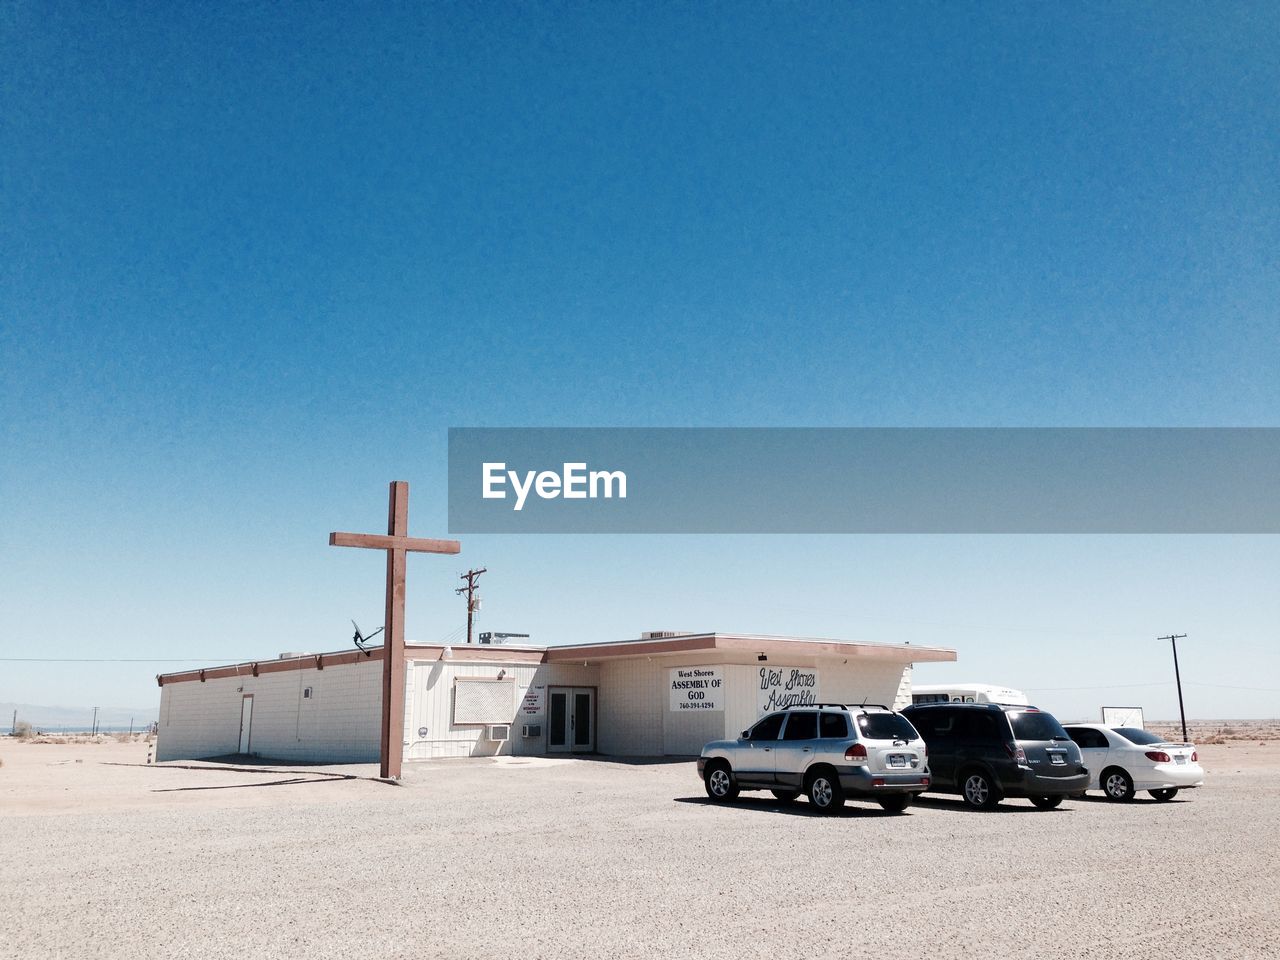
{"left": 3, "top": 3, "right": 1278, "bottom": 722}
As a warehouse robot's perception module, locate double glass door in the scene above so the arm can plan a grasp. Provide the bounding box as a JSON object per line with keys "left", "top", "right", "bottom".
{"left": 548, "top": 687, "right": 595, "bottom": 753}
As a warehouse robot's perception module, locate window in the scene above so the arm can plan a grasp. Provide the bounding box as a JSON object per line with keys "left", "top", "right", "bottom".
{"left": 857, "top": 712, "right": 917, "bottom": 741}
{"left": 748, "top": 713, "right": 785, "bottom": 741}
{"left": 958, "top": 711, "right": 1004, "bottom": 741}
{"left": 913, "top": 709, "right": 958, "bottom": 738}
{"left": 1113, "top": 727, "right": 1165, "bottom": 746}
{"left": 1068, "top": 728, "right": 1108, "bottom": 749}
{"left": 819, "top": 712, "right": 849, "bottom": 738}
{"left": 1008, "top": 710, "right": 1070, "bottom": 742}
{"left": 912, "top": 693, "right": 951, "bottom": 705}
{"left": 781, "top": 712, "right": 818, "bottom": 741}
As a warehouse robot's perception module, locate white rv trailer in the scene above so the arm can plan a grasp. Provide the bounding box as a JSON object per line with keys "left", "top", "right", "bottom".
{"left": 911, "top": 683, "right": 1029, "bottom": 706}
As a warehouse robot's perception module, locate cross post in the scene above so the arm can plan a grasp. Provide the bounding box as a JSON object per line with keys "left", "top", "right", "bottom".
{"left": 330, "top": 481, "right": 460, "bottom": 779}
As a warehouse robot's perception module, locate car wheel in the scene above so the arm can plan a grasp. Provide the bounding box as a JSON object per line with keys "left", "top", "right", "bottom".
{"left": 877, "top": 794, "right": 912, "bottom": 814}
{"left": 806, "top": 769, "right": 845, "bottom": 814}
{"left": 1149, "top": 788, "right": 1179, "bottom": 802}
{"left": 960, "top": 770, "right": 1000, "bottom": 810}
{"left": 1030, "top": 795, "right": 1063, "bottom": 810}
{"left": 704, "top": 761, "right": 739, "bottom": 802}
{"left": 1102, "top": 768, "right": 1135, "bottom": 802}
{"left": 770, "top": 789, "right": 800, "bottom": 803}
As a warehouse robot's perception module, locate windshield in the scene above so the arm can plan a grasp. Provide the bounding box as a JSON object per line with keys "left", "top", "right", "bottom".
{"left": 1113, "top": 727, "right": 1167, "bottom": 745}
{"left": 856, "top": 712, "right": 918, "bottom": 742}
{"left": 1008, "top": 710, "right": 1070, "bottom": 742}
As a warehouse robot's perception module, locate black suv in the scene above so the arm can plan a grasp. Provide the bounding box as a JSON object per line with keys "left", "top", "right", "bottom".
{"left": 901, "top": 702, "right": 1088, "bottom": 810}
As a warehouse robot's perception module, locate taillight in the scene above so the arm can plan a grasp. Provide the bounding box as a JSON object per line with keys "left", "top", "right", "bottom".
{"left": 1145, "top": 751, "right": 1171, "bottom": 763}
{"left": 1192, "top": 751, "right": 1198, "bottom": 762}
{"left": 1005, "top": 743, "right": 1028, "bottom": 764}
{"left": 845, "top": 742, "right": 868, "bottom": 762}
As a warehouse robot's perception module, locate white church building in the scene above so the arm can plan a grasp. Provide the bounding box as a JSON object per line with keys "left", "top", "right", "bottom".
{"left": 154, "top": 631, "right": 956, "bottom": 763}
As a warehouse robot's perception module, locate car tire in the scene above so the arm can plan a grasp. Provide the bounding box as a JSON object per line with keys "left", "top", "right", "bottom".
{"left": 1149, "top": 788, "right": 1179, "bottom": 802}
{"left": 960, "top": 769, "right": 1001, "bottom": 810}
{"left": 704, "top": 761, "right": 739, "bottom": 802}
{"left": 1030, "top": 795, "right": 1063, "bottom": 810}
{"left": 877, "top": 794, "right": 912, "bottom": 814}
{"left": 770, "top": 789, "right": 800, "bottom": 803}
{"left": 1102, "top": 768, "right": 1135, "bottom": 802}
{"left": 805, "top": 769, "right": 845, "bottom": 814}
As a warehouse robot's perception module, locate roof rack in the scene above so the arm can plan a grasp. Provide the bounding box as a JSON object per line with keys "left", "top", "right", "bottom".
{"left": 783, "top": 702, "right": 894, "bottom": 711}
{"left": 782, "top": 702, "right": 846, "bottom": 710}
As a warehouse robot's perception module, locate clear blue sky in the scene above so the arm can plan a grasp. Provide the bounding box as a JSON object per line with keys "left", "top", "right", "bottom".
{"left": 3, "top": 3, "right": 1278, "bottom": 722}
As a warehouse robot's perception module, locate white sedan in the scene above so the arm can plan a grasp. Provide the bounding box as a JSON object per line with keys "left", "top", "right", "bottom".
{"left": 1064, "top": 724, "right": 1204, "bottom": 801}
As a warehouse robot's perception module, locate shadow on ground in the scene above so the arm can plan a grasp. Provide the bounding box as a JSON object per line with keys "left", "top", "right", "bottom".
{"left": 673, "top": 795, "right": 914, "bottom": 818}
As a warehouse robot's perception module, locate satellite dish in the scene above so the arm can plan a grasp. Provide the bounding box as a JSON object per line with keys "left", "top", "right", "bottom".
{"left": 351, "top": 619, "right": 385, "bottom": 651}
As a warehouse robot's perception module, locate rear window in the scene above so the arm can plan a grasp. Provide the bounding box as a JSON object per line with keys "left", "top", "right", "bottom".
{"left": 856, "top": 712, "right": 917, "bottom": 741}
{"left": 1113, "top": 727, "right": 1165, "bottom": 746}
{"left": 1008, "top": 711, "right": 1069, "bottom": 742}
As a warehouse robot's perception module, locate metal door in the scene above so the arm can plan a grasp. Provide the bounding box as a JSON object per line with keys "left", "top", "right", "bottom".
{"left": 548, "top": 687, "right": 594, "bottom": 753}
{"left": 238, "top": 695, "right": 254, "bottom": 754}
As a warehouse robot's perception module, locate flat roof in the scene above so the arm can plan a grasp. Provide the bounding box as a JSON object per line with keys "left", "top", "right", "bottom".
{"left": 157, "top": 631, "right": 955, "bottom": 684}
{"left": 544, "top": 632, "right": 955, "bottom": 664}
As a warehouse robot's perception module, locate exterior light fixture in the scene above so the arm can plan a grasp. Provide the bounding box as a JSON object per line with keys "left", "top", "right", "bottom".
{"left": 757, "top": 653, "right": 768, "bottom": 662}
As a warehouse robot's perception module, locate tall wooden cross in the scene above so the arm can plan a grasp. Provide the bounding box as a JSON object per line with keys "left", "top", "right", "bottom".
{"left": 329, "top": 481, "right": 460, "bottom": 779}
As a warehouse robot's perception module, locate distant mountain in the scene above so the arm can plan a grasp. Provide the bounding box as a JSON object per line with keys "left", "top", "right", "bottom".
{"left": 2, "top": 701, "right": 159, "bottom": 732}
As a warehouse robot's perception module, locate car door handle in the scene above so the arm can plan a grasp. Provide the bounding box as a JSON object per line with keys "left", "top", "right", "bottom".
{"left": 801, "top": 748, "right": 812, "bottom": 753}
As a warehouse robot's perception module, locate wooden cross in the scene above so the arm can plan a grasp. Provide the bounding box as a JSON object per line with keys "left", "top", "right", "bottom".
{"left": 330, "top": 481, "right": 460, "bottom": 779}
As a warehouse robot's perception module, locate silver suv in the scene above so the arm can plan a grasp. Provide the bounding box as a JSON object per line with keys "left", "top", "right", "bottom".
{"left": 697, "top": 703, "right": 931, "bottom": 814}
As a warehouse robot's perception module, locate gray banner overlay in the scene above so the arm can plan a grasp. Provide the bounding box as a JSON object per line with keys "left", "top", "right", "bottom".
{"left": 447, "top": 428, "right": 1280, "bottom": 534}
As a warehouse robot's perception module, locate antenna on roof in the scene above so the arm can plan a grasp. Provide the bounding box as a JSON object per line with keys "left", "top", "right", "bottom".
{"left": 351, "top": 620, "right": 385, "bottom": 651}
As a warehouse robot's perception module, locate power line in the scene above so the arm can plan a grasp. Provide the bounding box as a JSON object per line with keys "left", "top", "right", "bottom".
{"left": 1028, "top": 682, "right": 1170, "bottom": 692}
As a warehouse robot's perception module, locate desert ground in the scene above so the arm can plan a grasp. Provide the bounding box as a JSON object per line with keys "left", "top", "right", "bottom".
{"left": 2, "top": 735, "right": 1278, "bottom": 960}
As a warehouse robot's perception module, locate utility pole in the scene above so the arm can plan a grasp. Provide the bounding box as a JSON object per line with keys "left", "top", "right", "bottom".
{"left": 10, "top": 709, "right": 16, "bottom": 735}
{"left": 91, "top": 706, "right": 98, "bottom": 736}
{"left": 1158, "top": 634, "right": 1189, "bottom": 742}
{"left": 456, "top": 568, "right": 487, "bottom": 644}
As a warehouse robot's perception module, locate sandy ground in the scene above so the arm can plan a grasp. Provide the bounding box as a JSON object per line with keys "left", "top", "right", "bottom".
{"left": 1, "top": 740, "right": 1278, "bottom": 960}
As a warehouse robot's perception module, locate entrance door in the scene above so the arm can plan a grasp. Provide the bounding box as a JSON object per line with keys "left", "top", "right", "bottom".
{"left": 548, "top": 687, "right": 594, "bottom": 753}
{"left": 238, "top": 695, "right": 254, "bottom": 754}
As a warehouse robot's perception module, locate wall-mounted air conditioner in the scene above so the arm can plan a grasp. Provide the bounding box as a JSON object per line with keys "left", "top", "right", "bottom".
{"left": 521, "top": 724, "right": 542, "bottom": 739}
{"left": 486, "top": 724, "right": 510, "bottom": 742}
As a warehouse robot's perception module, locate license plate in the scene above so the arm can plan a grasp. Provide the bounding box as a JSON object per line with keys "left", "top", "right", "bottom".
{"left": 887, "top": 754, "right": 907, "bottom": 768}
{"left": 1175, "top": 756, "right": 1186, "bottom": 765}
{"left": 1049, "top": 753, "right": 1065, "bottom": 765}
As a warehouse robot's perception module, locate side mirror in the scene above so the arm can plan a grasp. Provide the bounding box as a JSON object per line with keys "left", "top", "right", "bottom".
{"left": 741, "top": 730, "right": 750, "bottom": 739}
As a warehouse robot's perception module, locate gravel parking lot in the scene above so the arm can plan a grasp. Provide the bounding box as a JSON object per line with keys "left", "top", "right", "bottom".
{"left": 2, "top": 741, "right": 1277, "bottom": 960}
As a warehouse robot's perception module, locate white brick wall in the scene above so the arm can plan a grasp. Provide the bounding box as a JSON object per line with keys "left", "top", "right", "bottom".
{"left": 156, "top": 659, "right": 381, "bottom": 763}
{"left": 404, "top": 659, "right": 597, "bottom": 759}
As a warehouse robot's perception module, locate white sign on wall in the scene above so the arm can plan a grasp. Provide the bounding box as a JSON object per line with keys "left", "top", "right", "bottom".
{"left": 521, "top": 685, "right": 545, "bottom": 717}
{"left": 668, "top": 667, "right": 724, "bottom": 711}
{"left": 758, "top": 666, "right": 818, "bottom": 713}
